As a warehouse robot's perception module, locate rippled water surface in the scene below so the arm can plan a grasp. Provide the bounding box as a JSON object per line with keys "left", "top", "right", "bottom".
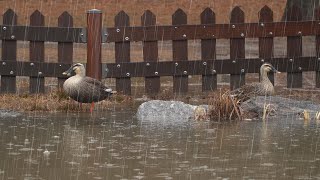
{"left": 0, "top": 108, "right": 320, "bottom": 179}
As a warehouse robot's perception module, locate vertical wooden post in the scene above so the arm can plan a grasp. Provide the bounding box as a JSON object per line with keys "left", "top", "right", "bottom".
{"left": 259, "top": 6, "right": 274, "bottom": 84}
{"left": 315, "top": 7, "right": 320, "bottom": 88}
{"left": 58, "top": 12, "right": 73, "bottom": 89}
{"left": 30, "top": 10, "right": 45, "bottom": 93}
{"left": 230, "top": 6, "right": 245, "bottom": 90}
{"left": 286, "top": 5, "right": 302, "bottom": 88}
{"left": 172, "top": 8, "right": 188, "bottom": 94}
{"left": 87, "top": 9, "right": 102, "bottom": 80}
{"left": 1, "top": 9, "right": 17, "bottom": 93}
{"left": 115, "top": 11, "right": 131, "bottom": 95}
{"left": 200, "top": 8, "right": 217, "bottom": 91}
{"left": 142, "top": 10, "right": 160, "bottom": 95}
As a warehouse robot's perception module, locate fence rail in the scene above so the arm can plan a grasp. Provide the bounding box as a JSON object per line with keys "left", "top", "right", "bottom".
{"left": 1, "top": 5, "right": 320, "bottom": 95}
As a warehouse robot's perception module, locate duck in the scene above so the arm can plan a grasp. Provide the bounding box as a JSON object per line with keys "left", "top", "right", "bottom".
{"left": 62, "top": 63, "right": 115, "bottom": 112}
{"left": 230, "top": 63, "right": 280, "bottom": 103}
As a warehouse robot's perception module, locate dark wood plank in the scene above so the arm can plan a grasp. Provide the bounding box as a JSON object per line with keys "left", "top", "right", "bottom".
{"left": 115, "top": 11, "right": 131, "bottom": 95}
{"left": 259, "top": 5, "right": 275, "bottom": 84}
{"left": 100, "top": 57, "right": 318, "bottom": 78}
{"left": 86, "top": 9, "right": 102, "bottom": 80}
{"left": 315, "top": 7, "right": 320, "bottom": 88}
{"left": 230, "top": 6, "right": 245, "bottom": 90}
{"left": 29, "top": 10, "right": 45, "bottom": 93}
{"left": 1, "top": 9, "right": 17, "bottom": 93}
{"left": 286, "top": 5, "right": 303, "bottom": 88}
{"left": 201, "top": 8, "right": 217, "bottom": 91}
{"left": 142, "top": 10, "right": 160, "bottom": 95}
{"left": 58, "top": 12, "right": 74, "bottom": 89}
{"left": 102, "top": 21, "right": 320, "bottom": 42}
{"left": 172, "top": 8, "right": 188, "bottom": 94}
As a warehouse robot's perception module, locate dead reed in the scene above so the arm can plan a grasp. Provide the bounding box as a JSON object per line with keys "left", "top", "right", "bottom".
{"left": 207, "top": 89, "right": 242, "bottom": 122}
{"left": 0, "top": 90, "right": 132, "bottom": 112}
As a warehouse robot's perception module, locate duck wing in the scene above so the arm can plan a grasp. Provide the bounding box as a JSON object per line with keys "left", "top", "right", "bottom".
{"left": 230, "top": 83, "right": 261, "bottom": 103}
{"left": 82, "top": 77, "right": 114, "bottom": 94}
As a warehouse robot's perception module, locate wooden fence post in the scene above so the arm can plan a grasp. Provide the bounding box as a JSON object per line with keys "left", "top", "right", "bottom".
{"left": 286, "top": 5, "right": 302, "bottom": 88}
{"left": 115, "top": 11, "right": 131, "bottom": 95}
{"left": 1, "top": 9, "right": 17, "bottom": 93}
{"left": 230, "top": 6, "right": 245, "bottom": 90}
{"left": 315, "top": 7, "right": 320, "bottom": 88}
{"left": 200, "top": 8, "right": 217, "bottom": 91}
{"left": 142, "top": 10, "right": 160, "bottom": 95}
{"left": 172, "top": 8, "right": 188, "bottom": 94}
{"left": 87, "top": 9, "right": 102, "bottom": 80}
{"left": 259, "top": 6, "right": 274, "bottom": 84}
{"left": 58, "top": 12, "right": 73, "bottom": 89}
{"left": 30, "top": 10, "right": 45, "bottom": 93}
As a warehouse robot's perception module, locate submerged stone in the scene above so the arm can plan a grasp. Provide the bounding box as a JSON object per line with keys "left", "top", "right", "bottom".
{"left": 241, "top": 96, "right": 320, "bottom": 117}
{"left": 0, "top": 109, "right": 21, "bottom": 118}
{"left": 136, "top": 100, "right": 208, "bottom": 122}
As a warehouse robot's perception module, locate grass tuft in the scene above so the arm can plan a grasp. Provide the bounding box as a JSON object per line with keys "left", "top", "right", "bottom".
{"left": 207, "top": 89, "right": 242, "bottom": 122}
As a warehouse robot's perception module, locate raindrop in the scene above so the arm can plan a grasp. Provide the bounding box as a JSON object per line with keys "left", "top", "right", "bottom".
{"left": 30, "top": 63, "right": 34, "bottom": 66}
{"left": 241, "top": 69, "right": 245, "bottom": 73}
{"left": 2, "top": 62, "right": 6, "bottom": 65}
{"left": 240, "top": 33, "right": 245, "bottom": 37}
{"left": 212, "top": 69, "right": 216, "bottom": 74}
{"left": 38, "top": 72, "right": 43, "bottom": 75}
{"left": 261, "top": 59, "right": 264, "bottom": 62}
{"left": 232, "top": 60, "right": 236, "bottom": 63}
{"left": 146, "top": 63, "right": 150, "bottom": 66}
{"left": 126, "top": 72, "right": 130, "bottom": 77}
{"left": 125, "top": 36, "right": 129, "bottom": 41}
{"left": 117, "top": 64, "right": 121, "bottom": 68}
{"left": 154, "top": 72, "right": 158, "bottom": 75}
{"left": 260, "top": 23, "right": 264, "bottom": 27}
{"left": 232, "top": 25, "right": 235, "bottom": 28}
{"left": 2, "top": 26, "right": 6, "bottom": 30}
{"left": 183, "top": 71, "right": 187, "bottom": 75}
{"left": 175, "top": 62, "right": 178, "bottom": 66}
{"left": 9, "top": 71, "right": 14, "bottom": 75}
{"left": 10, "top": 35, "right": 15, "bottom": 39}
{"left": 202, "top": 62, "right": 207, "bottom": 66}
{"left": 182, "top": 34, "right": 187, "bottom": 38}
{"left": 116, "top": 28, "right": 120, "bottom": 32}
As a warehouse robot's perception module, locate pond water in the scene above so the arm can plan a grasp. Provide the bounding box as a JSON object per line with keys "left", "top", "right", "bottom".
{"left": 0, "top": 107, "right": 320, "bottom": 180}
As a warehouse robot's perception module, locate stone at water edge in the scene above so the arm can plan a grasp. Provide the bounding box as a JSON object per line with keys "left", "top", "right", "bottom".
{"left": 136, "top": 100, "right": 208, "bottom": 121}
{"left": 241, "top": 96, "right": 320, "bottom": 117}
{"left": 0, "top": 109, "right": 21, "bottom": 118}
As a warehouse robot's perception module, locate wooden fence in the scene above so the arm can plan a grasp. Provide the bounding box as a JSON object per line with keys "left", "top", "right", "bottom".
{"left": 1, "top": 5, "right": 320, "bottom": 95}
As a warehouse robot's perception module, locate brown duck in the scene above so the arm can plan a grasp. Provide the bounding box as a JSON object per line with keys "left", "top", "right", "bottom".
{"left": 231, "top": 63, "right": 280, "bottom": 103}
{"left": 62, "top": 63, "right": 115, "bottom": 112}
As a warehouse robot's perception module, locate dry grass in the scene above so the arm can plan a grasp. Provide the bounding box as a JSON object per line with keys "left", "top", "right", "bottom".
{"left": 207, "top": 89, "right": 242, "bottom": 122}
{"left": 0, "top": 90, "right": 132, "bottom": 112}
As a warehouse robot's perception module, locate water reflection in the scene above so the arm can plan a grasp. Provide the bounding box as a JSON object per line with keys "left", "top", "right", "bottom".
{"left": 0, "top": 110, "right": 319, "bottom": 179}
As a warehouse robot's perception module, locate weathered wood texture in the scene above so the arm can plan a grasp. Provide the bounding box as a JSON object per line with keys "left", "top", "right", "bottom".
{"left": 1, "top": 9, "right": 17, "bottom": 93}
{"left": 142, "top": 10, "right": 160, "bottom": 95}
{"left": 286, "top": 5, "right": 303, "bottom": 88}
{"left": 230, "top": 6, "right": 245, "bottom": 90}
{"left": 201, "top": 8, "right": 217, "bottom": 91}
{"left": 29, "top": 10, "right": 45, "bottom": 93}
{"left": 58, "top": 12, "right": 74, "bottom": 89}
{"left": 259, "top": 6, "right": 275, "bottom": 84}
{"left": 114, "top": 11, "right": 131, "bottom": 95}
{"left": 172, "top": 9, "right": 188, "bottom": 94}
{"left": 86, "top": 9, "right": 102, "bottom": 80}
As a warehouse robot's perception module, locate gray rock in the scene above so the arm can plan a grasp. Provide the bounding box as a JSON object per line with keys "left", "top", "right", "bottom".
{"left": 136, "top": 100, "right": 208, "bottom": 122}
{"left": 0, "top": 109, "right": 21, "bottom": 118}
{"left": 241, "top": 96, "right": 320, "bottom": 117}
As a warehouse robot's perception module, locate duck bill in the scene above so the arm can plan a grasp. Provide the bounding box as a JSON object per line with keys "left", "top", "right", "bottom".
{"left": 272, "top": 67, "right": 281, "bottom": 74}
{"left": 62, "top": 66, "right": 73, "bottom": 76}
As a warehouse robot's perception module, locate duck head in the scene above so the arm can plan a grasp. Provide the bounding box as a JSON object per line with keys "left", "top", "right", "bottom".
{"left": 260, "top": 63, "right": 280, "bottom": 74}
{"left": 62, "top": 63, "right": 86, "bottom": 77}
